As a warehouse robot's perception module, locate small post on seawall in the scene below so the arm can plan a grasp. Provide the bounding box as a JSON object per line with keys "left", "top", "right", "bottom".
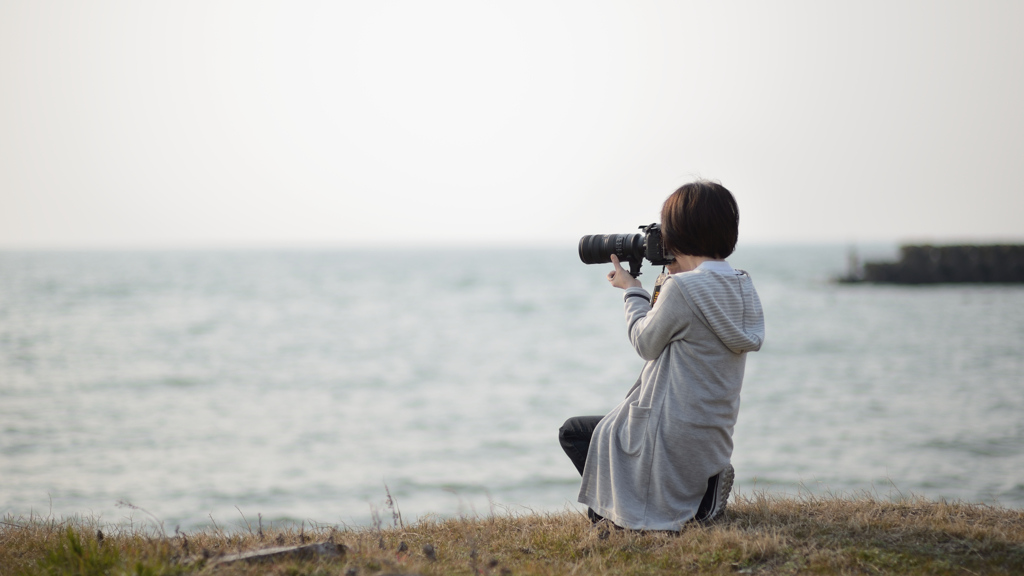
{"left": 838, "top": 244, "right": 864, "bottom": 283}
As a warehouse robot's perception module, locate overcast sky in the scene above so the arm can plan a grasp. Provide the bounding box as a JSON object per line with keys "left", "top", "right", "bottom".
{"left": 1, "top": 1, "right": 1022, "bottom": 249}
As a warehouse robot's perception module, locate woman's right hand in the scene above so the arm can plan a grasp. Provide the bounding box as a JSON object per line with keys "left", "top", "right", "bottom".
{"left": 608, "top": 255, "right": 643, "bottom": 290}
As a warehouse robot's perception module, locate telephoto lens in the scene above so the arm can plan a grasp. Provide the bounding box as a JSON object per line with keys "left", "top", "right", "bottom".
{"left": 577, "top": 233, "right": 645, "bottom": 266}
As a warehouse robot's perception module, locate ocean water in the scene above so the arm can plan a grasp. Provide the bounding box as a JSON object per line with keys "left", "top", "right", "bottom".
{"left": 1, "top": 246, "right": 1022, "bottom": 530}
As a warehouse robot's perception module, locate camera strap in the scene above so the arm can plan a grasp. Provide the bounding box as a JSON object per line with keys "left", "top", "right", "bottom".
{"left": 650, "top": 267, "right": 668, "bottom": 306}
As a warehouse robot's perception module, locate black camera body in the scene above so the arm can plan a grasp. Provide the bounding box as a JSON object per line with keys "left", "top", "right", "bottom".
{"left": 578, "top": 223, "right": 675, "bottom": 278}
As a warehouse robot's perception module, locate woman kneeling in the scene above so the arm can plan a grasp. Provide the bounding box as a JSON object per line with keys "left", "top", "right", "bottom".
{"left": 559, "top": 180, "right": 765, "bottom": 530}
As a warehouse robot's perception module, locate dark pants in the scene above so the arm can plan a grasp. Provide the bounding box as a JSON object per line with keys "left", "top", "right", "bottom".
{"left": 558, "top": 415, "right": 605, "bottom": 476}
{"left": 558, "top": 414, "right": 722, "bottom": 525}
{"left": 558, "top": 415, "right": 607, "bottom": 523}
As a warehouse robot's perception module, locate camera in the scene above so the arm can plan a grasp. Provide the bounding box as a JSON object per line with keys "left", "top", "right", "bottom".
{"left": 578, "top": 223, "right": 675, "bottom": 278}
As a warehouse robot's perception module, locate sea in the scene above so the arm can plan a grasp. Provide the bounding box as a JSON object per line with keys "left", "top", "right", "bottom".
{"left": 1, "top": 245, "right": 1023, "bottom": 531}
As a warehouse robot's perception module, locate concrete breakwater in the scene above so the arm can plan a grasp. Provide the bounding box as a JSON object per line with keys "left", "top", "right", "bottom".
{"left": 844, "top": 244, "right": 1024, "bottom": 283}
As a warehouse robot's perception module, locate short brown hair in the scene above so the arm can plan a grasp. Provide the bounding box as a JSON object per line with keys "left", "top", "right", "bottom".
{"left": 660, "top": 180, "right": 739, "bottom": 259}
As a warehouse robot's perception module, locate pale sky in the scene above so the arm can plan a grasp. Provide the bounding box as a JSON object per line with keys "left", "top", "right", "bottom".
{"left": 1, "top": 1, "right": 1022, "bottom": 249}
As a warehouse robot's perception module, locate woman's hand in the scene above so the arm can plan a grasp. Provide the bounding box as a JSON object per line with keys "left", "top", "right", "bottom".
{"left": 608, "top": 255, "right": 643, "bottom": 290}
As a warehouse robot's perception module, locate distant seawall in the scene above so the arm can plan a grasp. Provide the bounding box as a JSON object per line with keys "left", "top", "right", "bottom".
{"left": 844, "top": 245, "right": 1024, "bottom": 284}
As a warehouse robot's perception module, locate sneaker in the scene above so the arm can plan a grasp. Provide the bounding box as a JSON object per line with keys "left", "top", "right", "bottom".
{"left": 695, "top": 464, "right": 734, "bottom": 523}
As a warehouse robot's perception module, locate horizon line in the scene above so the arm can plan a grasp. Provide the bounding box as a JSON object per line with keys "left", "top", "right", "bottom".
{"left": 2, "top": 237, "right": 1023, "bottom": 253}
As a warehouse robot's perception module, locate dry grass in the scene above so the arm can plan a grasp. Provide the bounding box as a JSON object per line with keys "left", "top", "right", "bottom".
{"left": 4, "top": 492, "right": 1024, "bottom": 575}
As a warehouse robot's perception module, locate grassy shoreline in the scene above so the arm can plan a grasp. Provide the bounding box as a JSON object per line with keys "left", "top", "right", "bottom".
{"left": 4, "top": 493, "right": 1024, "bottom": 575}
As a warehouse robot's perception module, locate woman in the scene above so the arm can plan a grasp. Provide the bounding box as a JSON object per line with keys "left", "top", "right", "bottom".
{"left": 559, "top": 180, "right": 765, "bottom": 530}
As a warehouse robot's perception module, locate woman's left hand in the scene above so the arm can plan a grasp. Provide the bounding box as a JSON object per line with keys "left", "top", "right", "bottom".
{"left": 608, "top": 255, "right": 643, "bottom": 290}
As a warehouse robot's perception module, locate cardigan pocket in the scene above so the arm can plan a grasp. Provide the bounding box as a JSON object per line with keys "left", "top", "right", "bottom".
{"left": 619, "top": 402, "right": 652, "bottom": 456}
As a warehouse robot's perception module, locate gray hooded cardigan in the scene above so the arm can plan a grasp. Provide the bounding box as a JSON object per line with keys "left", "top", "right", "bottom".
{"left": 578, "top": 263, "right": 765, "bottom": 530}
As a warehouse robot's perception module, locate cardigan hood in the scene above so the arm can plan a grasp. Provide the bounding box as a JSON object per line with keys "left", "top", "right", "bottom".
{"left": 674, "top": 268, "right": 765, "bottom": 354}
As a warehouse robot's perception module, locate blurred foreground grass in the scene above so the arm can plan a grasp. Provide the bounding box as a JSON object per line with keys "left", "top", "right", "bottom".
{"left": 4, "top": 492, "right": 1024, "bottom": 575}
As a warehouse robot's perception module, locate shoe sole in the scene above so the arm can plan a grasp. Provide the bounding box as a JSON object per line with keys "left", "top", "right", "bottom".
{"left": 706, "top": 464, "right": 734, "bottom": 523}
